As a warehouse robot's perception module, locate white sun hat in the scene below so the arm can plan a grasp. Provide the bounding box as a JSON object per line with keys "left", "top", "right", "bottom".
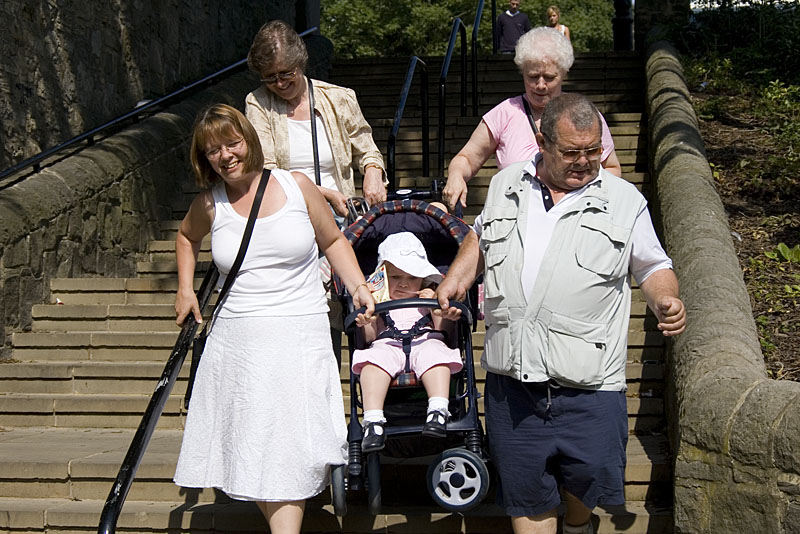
{"left": 376, "top": 232, "right": 443, "bottom": 285}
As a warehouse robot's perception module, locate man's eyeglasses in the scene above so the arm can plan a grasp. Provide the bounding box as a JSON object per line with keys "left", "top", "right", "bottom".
{"left": 550, "top": 144, "right": 603, "bottom": 163}
{"left": 260, "top": 69, "right": 297, "bottom": 85}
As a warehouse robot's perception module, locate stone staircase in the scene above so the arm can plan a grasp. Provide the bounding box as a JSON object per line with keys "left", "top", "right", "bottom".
{"left": 0, "top": 52, "right": 673, "bottom": 533}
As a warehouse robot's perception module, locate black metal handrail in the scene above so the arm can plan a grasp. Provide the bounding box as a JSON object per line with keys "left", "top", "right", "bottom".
{"left": 97, "top": 266, "right": 218, "bottom": 534}
{"left": 0, "top": 28, "right": 316, "bottom": 189}
{"left": 491, "top": 0, "right": 498, "bottom": 54}
{"left": 471, "top": 0, "right": 486, "bottom": 116}
{"left": 386, "top": 57, "right": 429, "bottom": 191}
{"left": 437, "top": 18, "right": 467, "bottom": 177}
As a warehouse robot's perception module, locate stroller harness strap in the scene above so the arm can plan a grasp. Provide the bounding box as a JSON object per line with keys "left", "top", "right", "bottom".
{"left": 376, "top": 311, "right": 449, "bottom": 374}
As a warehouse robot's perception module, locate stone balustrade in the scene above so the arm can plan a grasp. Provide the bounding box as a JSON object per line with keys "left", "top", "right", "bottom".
{"left": 645, "top": 38, "right": 800, "bottom": 534}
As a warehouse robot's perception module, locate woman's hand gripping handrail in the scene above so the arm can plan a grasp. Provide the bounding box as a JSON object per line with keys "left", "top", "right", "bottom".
{"left": 97, "top": 265, "right": 219, "bottom": 534}
{"left": 344, "top": 298, "right": 473, "bottom": 332}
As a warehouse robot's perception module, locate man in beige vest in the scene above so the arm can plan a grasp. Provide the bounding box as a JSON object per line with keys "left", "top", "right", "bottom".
{"left": 436, "top": 93, "right": 685, "bottom": 534}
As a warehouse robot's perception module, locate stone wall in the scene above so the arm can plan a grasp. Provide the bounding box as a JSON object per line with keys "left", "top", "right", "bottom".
{"left": 645, "top": 38, "right": 800, "bottom": 534}
{"left": 0, "top": 70, "right": 261, "bottom": 358}
{"left": 0, "top": 0, "right": 295, "bottom": 171}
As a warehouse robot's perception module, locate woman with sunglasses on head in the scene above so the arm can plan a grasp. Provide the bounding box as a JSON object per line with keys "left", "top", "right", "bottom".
{"left": 442, "top": 26, "right": 621, "bottom": 212}
{"left": 245, "top": 20, "right": 386, "bottom": 221}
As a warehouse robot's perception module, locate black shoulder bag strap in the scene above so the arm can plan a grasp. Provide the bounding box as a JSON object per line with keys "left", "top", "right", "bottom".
{"left": 307, "top": 77, "right": 322, "bottom": 186}
{"left": 184, "top": 168, "right": 270, "bottom": 408}
{"left": 521, "top": 97, "right": 540, "bottom": 136}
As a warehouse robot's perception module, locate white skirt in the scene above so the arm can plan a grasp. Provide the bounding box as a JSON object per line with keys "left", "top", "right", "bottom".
{"left": 174, "top": 314, "right": 347, "bottom": 501}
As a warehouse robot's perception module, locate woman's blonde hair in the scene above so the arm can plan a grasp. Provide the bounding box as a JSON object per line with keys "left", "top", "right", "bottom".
{"left": 189, "top": 104, "right": 264, "bottom": 189}
{"left": 546, "top": 5, "right": 560, "bottom": 17}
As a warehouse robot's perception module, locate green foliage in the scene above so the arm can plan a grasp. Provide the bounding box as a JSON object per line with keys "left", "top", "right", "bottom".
{"left": 516, "top": 0, "right": 614, "bottom": 52}
{"left": 321, "top": 0, "right": 480, "bottom": 58}
{"left": 320, "top": 0, "right": 615, "bottom": 59}
{"left": 677, "top": 1, "right": 800, "bottom": 85}
{"left": 765, "top": 243, "right": 800, "bottom": 263}
{"left": 682, "top": 3, "right": 800, "bottom": 205}
{"left": 695, "top": 96, "right": 728, "bottom": 121}
{"left": 756, "top": 81, "right": 800, "bottom": 164}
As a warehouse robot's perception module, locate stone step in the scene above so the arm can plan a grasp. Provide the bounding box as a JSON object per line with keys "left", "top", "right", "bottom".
{"left": 356, "top": 99, "right": 644, "bottom": 122}
{"left": 0, "top": 359, "right": 665, "bottom": 395}
{"left": 0, "top": 388, "right": 663, "bottom": 431}
{"left": 370, "top": 124, "right": 646, "bottom": 142}
{"left": 368, "top": 112, "right": 645, "bottom": 130}
{"left": 0, "top": 428, "right": 669, "bottom": 503}
{"left": 331, "top": 56, "right": 643, "bottom": 82}
{"left": 0, "top": 496, "right": 671, "bottom": 533}
{"left": 30, "top": 304, "right": 186, "bottom": 332}
{"left": 341, "top": 78, "right": 644, "bottom": 101}
{"left": 49, "top": 277, "right": 207, "bottom": 306}
{"left": 27, "top": 298, "right": 657, "bottom": 333}
{"left": 364, "top": 133, "right": 646, "bottom": 156}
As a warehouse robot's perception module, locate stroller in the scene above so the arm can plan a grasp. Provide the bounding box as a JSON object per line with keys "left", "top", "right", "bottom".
{"left": 332, "top": 195, "right": 490, "bottom": 516}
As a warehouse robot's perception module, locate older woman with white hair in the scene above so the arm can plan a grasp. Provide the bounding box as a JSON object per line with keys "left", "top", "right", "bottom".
{"left": 442, "top": 26, "right": 622, "bottom": 210}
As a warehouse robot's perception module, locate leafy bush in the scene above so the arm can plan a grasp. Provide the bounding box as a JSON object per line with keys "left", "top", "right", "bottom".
{"left": 321, "top": 0, "right": 614, "bottom": 59}
{"left": 678, "top": 1, "right": 800, "bottom": 85}
{"left": 680, "top": 2, "right": 800, "bottom": 204}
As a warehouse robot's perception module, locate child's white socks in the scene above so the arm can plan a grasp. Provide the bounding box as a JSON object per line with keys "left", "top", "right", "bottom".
{"left": 427, "top": 397, "right": 449, "bottom": 415}
{"left": 363, "top": 409, "right": 386, "bottom": 423}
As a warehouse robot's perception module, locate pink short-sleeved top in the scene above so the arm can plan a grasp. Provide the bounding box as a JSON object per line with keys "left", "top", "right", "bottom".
{"left": 482, "top": 94, "right": 615, "bottom": 170}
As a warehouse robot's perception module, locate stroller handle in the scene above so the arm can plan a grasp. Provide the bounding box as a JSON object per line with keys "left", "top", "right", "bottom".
{"left": 344, "top": 298, "right": 472, "bottom": 331}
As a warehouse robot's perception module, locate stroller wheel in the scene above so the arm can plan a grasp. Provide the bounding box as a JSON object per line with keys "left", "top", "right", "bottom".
{"left": 366, "top": 452, "right": 382, "bottom": 515}
{"left": 427, "top": 448, "right": 489, "bottom": 512}
{"left": 331, "top": 464, "right": 347, "bottom": 517}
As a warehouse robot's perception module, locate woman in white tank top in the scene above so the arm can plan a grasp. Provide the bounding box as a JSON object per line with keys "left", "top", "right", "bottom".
{"left": 546, "top": 5, "right": 571, "bottom": 41}
{"left": 173, "top": 104, "right": 375, "bottom": 533}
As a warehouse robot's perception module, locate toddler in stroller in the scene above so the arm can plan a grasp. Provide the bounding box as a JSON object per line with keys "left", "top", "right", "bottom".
{"left": 352, "top": 232, "right": 463, "bottom": 453}
{"left": 337, "top": 198, "right": 489, "bottom": 515}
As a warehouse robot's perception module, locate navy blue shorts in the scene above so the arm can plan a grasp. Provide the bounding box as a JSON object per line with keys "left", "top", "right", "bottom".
{"left": 485, "top": 372, "right": 628, "bottom": 517}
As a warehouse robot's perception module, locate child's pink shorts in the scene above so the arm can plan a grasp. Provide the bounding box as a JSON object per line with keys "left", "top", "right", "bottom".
{"left": 351, "top": 333, "right": 463, "bottom": 378}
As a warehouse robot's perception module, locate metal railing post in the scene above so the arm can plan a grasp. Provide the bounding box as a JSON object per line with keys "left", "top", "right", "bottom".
{"left": 438, "top": 18, "right": 467, "bottom": 178}
{"left": 387, "top": 57, "right": 429, "bottom": 190}
{"left": 472, "top": 0, "right": 486, "bottom": 116}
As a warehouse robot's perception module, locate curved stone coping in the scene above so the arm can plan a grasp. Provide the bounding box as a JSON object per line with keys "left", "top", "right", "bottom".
{"left": 645, "top": 39, "right": 800, "bottom": 531}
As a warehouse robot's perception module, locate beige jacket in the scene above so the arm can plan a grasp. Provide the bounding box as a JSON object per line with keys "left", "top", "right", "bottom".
{"left": 245, "top": 78, "right": 386, "bottom": 199}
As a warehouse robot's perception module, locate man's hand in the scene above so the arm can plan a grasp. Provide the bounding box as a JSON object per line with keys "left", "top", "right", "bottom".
{"left": 654, "top": 296, "right": 686, "bottom": 336}
{"left": 434, "top": 276, "right": 468, "bottom": 321}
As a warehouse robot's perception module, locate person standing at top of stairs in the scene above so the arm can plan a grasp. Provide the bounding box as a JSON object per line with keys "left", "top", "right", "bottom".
{"left": 442, "top": 27, "right": 623, "bottom": 212}
{"left": 496, "top": 0, "right": 532, "bottom": 54}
